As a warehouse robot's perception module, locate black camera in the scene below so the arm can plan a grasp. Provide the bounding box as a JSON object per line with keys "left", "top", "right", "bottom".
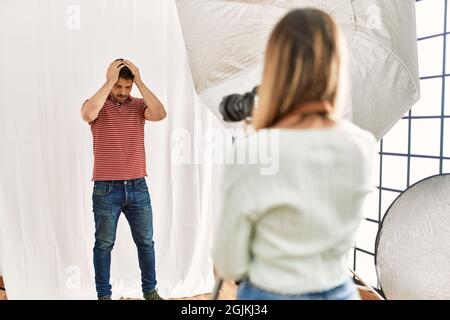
{"left": 219, "top": 86, "right": 259, "bottom": 122}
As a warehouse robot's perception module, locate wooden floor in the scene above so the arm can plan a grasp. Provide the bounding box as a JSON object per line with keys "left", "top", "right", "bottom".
{"left": 0, "top": 276, "right": 379, "bottom": 300}
{"left": 0, "top": 276, "right": 6, "bottom": 300}
{"left": 0, "top": 275, "right": 236, "bottom": 300}
{"left": 177, "top": 280, "right": 237, "bottom": 300}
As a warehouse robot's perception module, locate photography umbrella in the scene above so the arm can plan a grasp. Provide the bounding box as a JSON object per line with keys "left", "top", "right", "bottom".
{"left": 175, "top": 0, "right": 420, "bottom": 140}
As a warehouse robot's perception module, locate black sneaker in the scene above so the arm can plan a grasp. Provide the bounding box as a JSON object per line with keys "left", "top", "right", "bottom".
{"left": 98, "top": 295, "right": 112, "bottom": 300}
{"left": 143, "top": 289, "right": 164, "bottom": 300}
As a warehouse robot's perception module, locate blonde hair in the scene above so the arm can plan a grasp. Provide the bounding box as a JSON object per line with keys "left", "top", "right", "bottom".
{"left": 252, "top": 8, "right": 346, "bottom": 130}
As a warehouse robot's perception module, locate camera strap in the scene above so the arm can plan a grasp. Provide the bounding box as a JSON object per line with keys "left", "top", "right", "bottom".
{"left": 273, "top": 101, "right": 334, "bottom": 128}
{"left": 289, "top": 101, "right": 333, "bottom": 117}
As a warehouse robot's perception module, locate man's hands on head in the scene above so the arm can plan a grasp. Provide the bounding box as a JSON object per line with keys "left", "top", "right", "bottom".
{"left": 96, "top": 59, "right": 166, "bottom": 122}
{"left": 106, "top": 60, "right": 126, "bottom": 84}
{"left": 81, "top": 60, "right": 124, "bottom": 123}
{"left": 123, "top": 60, "right": 142, "bottom": 84}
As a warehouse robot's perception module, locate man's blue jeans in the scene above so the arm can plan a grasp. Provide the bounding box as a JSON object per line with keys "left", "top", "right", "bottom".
{"left": 92, "top": 177, "right": 156, "bottom": 298}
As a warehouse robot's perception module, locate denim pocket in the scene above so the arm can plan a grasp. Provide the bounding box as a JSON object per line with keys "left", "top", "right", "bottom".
{"left": 135, "top": 179, "right": 148, "bottom": 192}
{"left": 93, "top": 183, "right": 112, "bottom": 196}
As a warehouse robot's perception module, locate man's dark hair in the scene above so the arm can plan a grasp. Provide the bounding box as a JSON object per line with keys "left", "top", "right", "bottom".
{"left": 115, "top": 58, "right": 134, "bottom": 81}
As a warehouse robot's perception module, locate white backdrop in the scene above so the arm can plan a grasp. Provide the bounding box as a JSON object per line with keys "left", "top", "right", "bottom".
{"left": 0, "top": 0, "right": 222, "bottom": 299}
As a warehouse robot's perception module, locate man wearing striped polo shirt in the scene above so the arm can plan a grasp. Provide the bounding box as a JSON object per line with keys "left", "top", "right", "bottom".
{"left": 81, "top": 59, "right": 166, "bottom": 300}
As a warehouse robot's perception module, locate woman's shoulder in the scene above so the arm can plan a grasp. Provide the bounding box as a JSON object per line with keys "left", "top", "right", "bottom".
{"left": 337, "top": 120, "right": 377, "bottom": 144}
{"left": 255, "top": 120, "right": 377, "bottom": 145}
{"left": 331, "top": 121, "right": 378, "bottom": 166}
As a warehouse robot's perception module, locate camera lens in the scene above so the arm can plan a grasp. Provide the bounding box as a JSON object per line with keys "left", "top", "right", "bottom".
{"left": 219, "top": 86, "right": 258, "bottom": 122}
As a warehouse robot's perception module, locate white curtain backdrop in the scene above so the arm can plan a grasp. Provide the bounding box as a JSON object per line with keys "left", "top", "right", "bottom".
{"left": 0, "top": 0, "right": 222, "bottom": 299}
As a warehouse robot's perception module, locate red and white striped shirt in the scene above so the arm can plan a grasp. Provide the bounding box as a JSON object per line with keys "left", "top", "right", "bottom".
{"left": 89, "top": 94, "right": 148, "bottom": 181}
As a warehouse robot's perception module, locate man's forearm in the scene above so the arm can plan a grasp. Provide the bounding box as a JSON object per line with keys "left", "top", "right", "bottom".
{"left": 81, "top": 80, "right": 115, "bottom": 122}
{"left": 136, "top": 80, "right": 167, "bottom": 121}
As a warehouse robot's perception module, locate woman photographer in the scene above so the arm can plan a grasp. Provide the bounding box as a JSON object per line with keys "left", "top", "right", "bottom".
{"left": 213, "top": 8, "right": 376, "bottom": 300}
